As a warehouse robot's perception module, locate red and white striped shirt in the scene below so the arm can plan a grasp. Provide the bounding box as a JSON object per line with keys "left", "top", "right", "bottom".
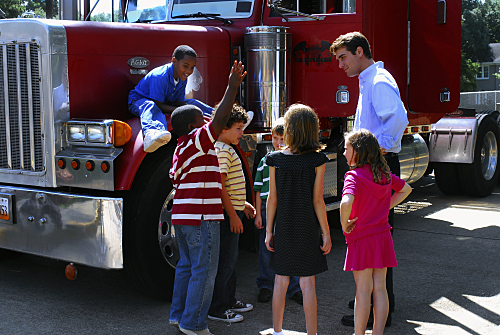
{"left": 169, "top": 122, "right": 224, "bottom": 225}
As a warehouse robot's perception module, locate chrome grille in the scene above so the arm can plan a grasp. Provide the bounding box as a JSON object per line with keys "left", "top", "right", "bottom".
{"left": 0, "top": 42, "right": 43, "bottom": 173}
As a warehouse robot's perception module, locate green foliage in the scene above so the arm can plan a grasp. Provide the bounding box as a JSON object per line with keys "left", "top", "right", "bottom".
{"left": 0, "top": 0, "right": 24, "bottom": 18}
{"left": 90, "top": 9, "right": 122, "bottom": 22}
{"left": 461, "top": 51, "right": 480, "bottom": 92}
{"left": 0, "top": 0, "right": 59, "bottom": 19}
{"left": 462, "top": 0, "right": 491, "bottom": 63}
{"left": 483, "top": 0, "right": 500, "bottom": 43}
{"left": 460, "top": 0, "right": 500, "bottom": 91}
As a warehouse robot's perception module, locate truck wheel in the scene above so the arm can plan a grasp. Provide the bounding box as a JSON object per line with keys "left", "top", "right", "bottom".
{"left": 123, "top": 144, "right": 177, "bottom": 300}
{"left": 458, "top": 115, "right": 500, "bottom": 197}
{"left": 433, "top": 163, "right": 463, "bottom": 195}
{"left": 0, "top": 248, "right": 19, "bottom": 261}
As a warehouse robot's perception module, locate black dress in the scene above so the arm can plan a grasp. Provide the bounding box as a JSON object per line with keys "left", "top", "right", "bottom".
{"left": 265, "top": 151, "right": 330, "bottom": 277}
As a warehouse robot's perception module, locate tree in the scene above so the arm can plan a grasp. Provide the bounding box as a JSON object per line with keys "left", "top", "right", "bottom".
{"left": 0, "top": 0, "right": 24, "bottom": 18}
{"left": 483, "top": 0, "right": 500, "bottom": 43}
{"left": 461, "top": 0, "right": 492, "bottom": 91}
{"left": 0, "top": 0, "right": 59, "bottom": 19}
{"left": 461, "top": 51, "right": 480, "bottom": 92}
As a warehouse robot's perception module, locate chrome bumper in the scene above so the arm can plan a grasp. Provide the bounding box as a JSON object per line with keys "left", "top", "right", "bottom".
{"left": 0, "top": 186, "right": 123, "bottom": 269}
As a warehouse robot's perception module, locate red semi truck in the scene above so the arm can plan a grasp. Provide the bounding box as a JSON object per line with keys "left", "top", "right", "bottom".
{"left": 0, "top": 0, "right": 498, "bottom": 299}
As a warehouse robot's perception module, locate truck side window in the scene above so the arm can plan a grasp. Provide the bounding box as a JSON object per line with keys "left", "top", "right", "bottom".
{"left": 269, "top": 0, "right": 354, "bottom": 16}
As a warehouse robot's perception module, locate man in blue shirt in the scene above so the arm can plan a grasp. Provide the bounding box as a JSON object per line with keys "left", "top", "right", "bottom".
{"left": 128, "top": 45, "right": 213, "bottom": 152}
{"left": 331, "top": 31, "right": 408, "bottom": 329}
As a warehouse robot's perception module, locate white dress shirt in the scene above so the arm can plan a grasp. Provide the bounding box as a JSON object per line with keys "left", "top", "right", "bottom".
{"left": 354, "top": 61, "right": 409, "bottom": 153}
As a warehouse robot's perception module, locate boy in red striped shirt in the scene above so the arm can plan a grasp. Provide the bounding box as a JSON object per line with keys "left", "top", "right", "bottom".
{"left": 168, "top": 61, "right": 246, "bottom": 335}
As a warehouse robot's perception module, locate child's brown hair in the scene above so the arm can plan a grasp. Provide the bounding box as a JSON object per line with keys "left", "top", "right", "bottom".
{"left": 344, "top": 129, "right": 391, "bottom": 184}
{"left": 283, "top": 104, "right": 326, "bottom": 154}
{"left": 271, "top": 117, "right": 285, "bottom": 135}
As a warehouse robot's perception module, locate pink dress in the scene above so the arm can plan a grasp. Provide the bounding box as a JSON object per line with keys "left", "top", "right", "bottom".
{"left": 342, "top": 165, "right": 405, "bottom": 271}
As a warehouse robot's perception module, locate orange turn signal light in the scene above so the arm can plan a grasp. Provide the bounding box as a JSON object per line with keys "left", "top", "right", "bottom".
{"left": 101, "top": 161, "right": 110, "bottom": 173}
{"left": 113, "top": 120, "right": 132, "bottom": 147}
{"left": 65, "top": 263, "right": 78, "bottom": 280}
{"left": 86, "top": 160, "right": 95, "bottom": 171}
{"left": 58, "top": 158, "right": 66, "bottom": 169}
{"left": 262, "top": 134, "right": 272, "bottom": 141}
{"left": 71, "top": 160, "right": 80, "bottom": 170}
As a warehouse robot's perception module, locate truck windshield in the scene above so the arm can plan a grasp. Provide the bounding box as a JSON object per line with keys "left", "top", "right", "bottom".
{"left": 171, "top": 0, "right": 254, "bottom": 19}
{"left": 127, "top": 0, "right": 168, "bottom": 22}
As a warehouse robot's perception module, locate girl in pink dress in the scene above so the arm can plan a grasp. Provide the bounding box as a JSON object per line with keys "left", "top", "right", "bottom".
{"left": 341, "top": 129, "right": 411, "bottom": 335}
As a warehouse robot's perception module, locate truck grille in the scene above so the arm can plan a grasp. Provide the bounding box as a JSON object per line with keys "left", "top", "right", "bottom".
{"left": 0, "top": 42, "right": 44, "bottom": 173}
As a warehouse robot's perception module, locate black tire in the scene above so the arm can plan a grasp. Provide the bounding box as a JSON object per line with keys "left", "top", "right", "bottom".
{"left": 434, "top": 162, "right": 463, "bottom": 195}
{"left": 458, "top": 115, "right": 500, "bottom": 197}
{"left": 0, "top": 248, "right": 20, "bottom": 261}
{"left": 123, "top": 142, "right": 177, "bottom": 300}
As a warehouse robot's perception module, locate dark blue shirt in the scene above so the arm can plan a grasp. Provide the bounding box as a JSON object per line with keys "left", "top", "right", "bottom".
{"left": 128, "top": 62, "right": 213, "bottom": 115}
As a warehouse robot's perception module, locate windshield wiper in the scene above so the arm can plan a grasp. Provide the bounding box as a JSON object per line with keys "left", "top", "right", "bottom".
{"left": 172, "top": 12, "right": 233, "bottom": 25}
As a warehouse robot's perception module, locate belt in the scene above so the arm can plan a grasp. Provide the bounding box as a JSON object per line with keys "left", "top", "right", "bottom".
{"left": 384, "top": 152, "right": 398, "bottom": 159}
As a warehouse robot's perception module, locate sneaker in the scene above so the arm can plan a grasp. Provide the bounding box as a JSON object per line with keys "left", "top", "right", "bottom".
{"left": 179, "top": 327, "right": 213, "bottom": 335}
{"left": 258, "top": 288, "right": 273, "bottom": 303}
{"left": 229, "top": 300, "right": 253, "bottom": 312}
{"left": 208, "top": 310, "right": 244, "bottom": 323}
{"left": 143, "top": 129, "right": 171, "bottom": 153}
{"left": 169, "top": 320, "right": 179, "bottom": 328}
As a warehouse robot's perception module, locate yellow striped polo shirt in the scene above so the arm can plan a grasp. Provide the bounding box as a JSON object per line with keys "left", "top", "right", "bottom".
{"left": 215, "top": 141, "right": 246, "bottom": 211}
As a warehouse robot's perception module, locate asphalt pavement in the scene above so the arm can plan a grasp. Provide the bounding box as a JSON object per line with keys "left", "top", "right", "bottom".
{"left": 1, "top": 174, "right": 500, "bottom": 334}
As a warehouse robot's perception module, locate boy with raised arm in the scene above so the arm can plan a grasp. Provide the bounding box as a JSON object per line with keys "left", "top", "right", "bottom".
{"left": 168, "top": 61, "right": 246, "bottom": 335}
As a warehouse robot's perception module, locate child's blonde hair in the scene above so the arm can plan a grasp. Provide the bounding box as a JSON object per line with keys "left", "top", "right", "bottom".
{"left": 283, "top": 104, "right": 326, "bottom": 154}
{"left": 344, "top": 129, "right": 391, "bottom": 184}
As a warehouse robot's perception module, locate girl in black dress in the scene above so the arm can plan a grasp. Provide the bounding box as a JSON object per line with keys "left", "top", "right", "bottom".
{"left": 265, "top": 103, "right": 332, "bottom": 335}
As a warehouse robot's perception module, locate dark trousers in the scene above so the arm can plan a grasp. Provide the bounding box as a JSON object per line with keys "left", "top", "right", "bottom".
{"left": 208, "top": 210, "right": 243, "bottom": 315}
{"left": 385, "top": 153, "right": 400, "bottom": 314}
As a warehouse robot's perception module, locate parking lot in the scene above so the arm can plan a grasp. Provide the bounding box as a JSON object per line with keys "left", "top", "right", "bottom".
{"left": 1, "top": 174, "right": 500, "bottom": 334}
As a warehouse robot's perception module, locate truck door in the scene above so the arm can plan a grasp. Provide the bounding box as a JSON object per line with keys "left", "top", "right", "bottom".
{"left": 408, "top": 0, "right": 461, "bottom": 115}
{"left": 262, "top": 0, "right": 362, "bottom": 119}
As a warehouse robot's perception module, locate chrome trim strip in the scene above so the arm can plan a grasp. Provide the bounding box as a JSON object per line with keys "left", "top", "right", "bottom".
{"left": 16, "top": 43, "right": 24, "bottom": 170}
{"left": 2, "top": 45, "right": 11, "bottom": 169}
{"left": 26, "top": 43, "right": 35, "bottom": 171}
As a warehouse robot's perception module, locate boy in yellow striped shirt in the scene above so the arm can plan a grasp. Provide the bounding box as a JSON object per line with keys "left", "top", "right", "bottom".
{"left": 208, "top": 104, "right": 256, "bottom": 323}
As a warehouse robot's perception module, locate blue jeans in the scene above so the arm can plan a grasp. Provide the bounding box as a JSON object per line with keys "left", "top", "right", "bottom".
{"left": 208, "top": 210, "right": 243, "bottom": 315}
{"left": 256, "top": 202, "right": 301, "bottom": 297}
{"left": 169, "top": 219, "right": 220, "bottom": 331}
{"left": 129, "top": 98, "right": 168, "bottom": 134}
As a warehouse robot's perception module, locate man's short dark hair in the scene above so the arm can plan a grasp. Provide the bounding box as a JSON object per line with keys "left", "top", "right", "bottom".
{"left": 173, "top": 45, "right": 197, "bottom": 60}
{"left": 330, "top": 32, "right": 372, "bottom": 59}
{"left": 171, "top": 105, "right": 201, "bottom": 136}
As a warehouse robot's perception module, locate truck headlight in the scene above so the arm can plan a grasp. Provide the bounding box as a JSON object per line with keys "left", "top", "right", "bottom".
{"left": 67, "top": 124, "right": 86, "bottom": 142}
{"left": 87, "top": 125, "right": 106, "bottom": 143}
{"left": 65, "top": 119, "right": 131, "bottom": 147}
{"left": 66, "top": 120, "right": 113, "bottom": 147}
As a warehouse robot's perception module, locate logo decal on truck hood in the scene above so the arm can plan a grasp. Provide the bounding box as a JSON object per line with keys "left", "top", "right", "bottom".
{"left": 128, "top": 57, "right": 150, "bottom": 69}
{"left": 292, "top": 41, "right": 332, "bottom": 66}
